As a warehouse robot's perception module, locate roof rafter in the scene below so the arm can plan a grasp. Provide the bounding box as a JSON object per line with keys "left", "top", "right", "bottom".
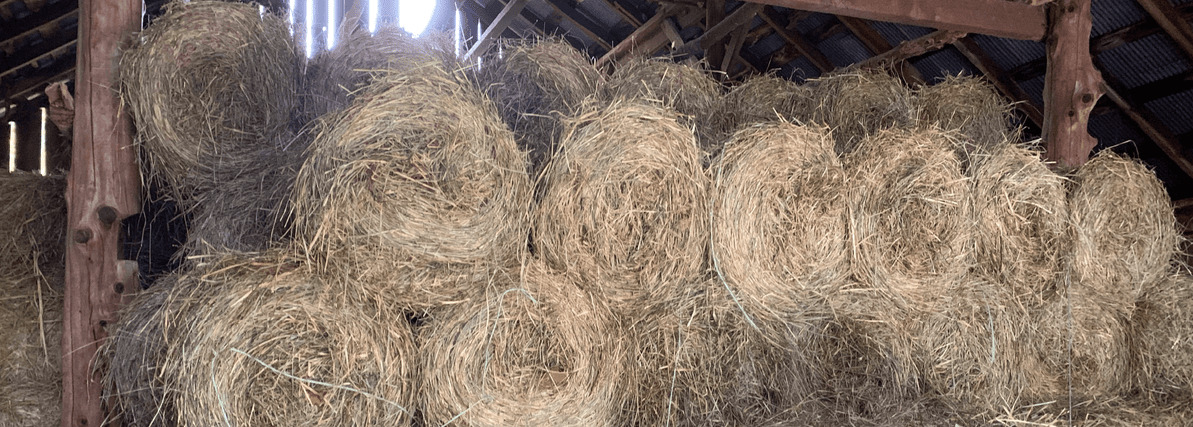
{"left": 1134, "top": 0, "right": 1193, "bottom": 63}
{"left": 463, "top": 0, "right": 528, "bottom": 61}
{"left": 838, "top": 16, "right": 925, "bottom": 85}
{"left": 1095, "top": 56, "right": 1193, "bottom": 179}
{"left": 852, "top": 29, "right": 966, "bottom": 71}
{"left": 543, "top": 0, "right": 614, "bottom": 51}
{"left": 674, "top": 2, "right": 763, "bottom": 57}
{"left": 758, "top": 6, "right": 833, "bottom": 73}
{"left": 741, "top": 0, "right": 1046, "bottom": 40}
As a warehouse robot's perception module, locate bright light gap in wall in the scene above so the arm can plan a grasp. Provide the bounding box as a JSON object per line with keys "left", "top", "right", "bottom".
{"left": 7, "top": 121, "right": 15, "bottom": 173}
{"left": 287, "top": 0, "right": 295, "bottom": 35}
{"left": 305, "top": 0, "right": 314, "bottom": 58}
{"left": 454, "top": 5, "right": 461, "bottom": 57}
{"left": 368, "top": 0, "right": 378, "bottom": 34}
{"left": 39, "top": 107, "right": 46, "bottom": 175}
{"left": 326, "top": 0, "right": 336, "bottom": 50}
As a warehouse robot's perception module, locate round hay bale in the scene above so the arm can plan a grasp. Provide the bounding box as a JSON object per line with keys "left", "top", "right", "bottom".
{"left": 121, "top": 0, "right": 299, "bottom": 194}
{"left": 291, "top": 62, "right": 532, "bottom": 306}
{"left": 844, "top": 128, "right": 972, "bottom": 302}
{"left": 1132, "top": 272, "right": 1193, "bottom": 402}
{"left": 472, "top": 39, "right": 604, "bottom": 176}
{"left": 419, "top": 261, "right": 624, "bottom": 427}
{"left": 918, "top": 75, "right": 1018, "bottom": 152}
{"left": 710, "top": 122, "right": 846, "bottom": 326}
{"left": 1070, "top": 150, "right": 1179, "bottom": 305}
{"left": 0, "top": 173, "right": 66, "bottom": 289}
{"left": 0, "top": 276, "right": 62, "bottom": 427}
{"left": 606, "top": 58, "right": 723, "bottom": 153}
{"left": 534, "top": 101, "right": 709, "bottom": 312}
{"left": 168, "top": 252, "right": 417, "bottom": 427}
{"left": 100, "top": 279, "right": 176, "bottom": 427}
{"left": 1031, "top": 284, "right": 1132, "bottom": 400}
{"left": 719, "top": 74, "right": 810, "bottom": 133}
{"left": 806, "top": 69, "right": 917, "bottom": 155}
{"left": 969, "top": 144, "right": 1068, "bottom": 298}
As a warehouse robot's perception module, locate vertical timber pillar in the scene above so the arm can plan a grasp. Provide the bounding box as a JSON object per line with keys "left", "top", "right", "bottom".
{"left": 1042, "top": 0, "right": 1104, "bottom": 169}
{"left": 63, "top": 0, "right": 141, "bottom": 425}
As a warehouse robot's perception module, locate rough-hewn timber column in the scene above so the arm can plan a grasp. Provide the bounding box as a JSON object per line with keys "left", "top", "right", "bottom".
{"left": 1042, "top": 0, "right": 1104, "bottom": 169}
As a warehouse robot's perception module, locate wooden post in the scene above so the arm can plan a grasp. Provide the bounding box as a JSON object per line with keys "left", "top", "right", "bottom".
{"left": 1041, "top": 0, "right": 1104, "bottom": 169}
{"left": 63, "top": 0, "right": 141, "bottom": 425}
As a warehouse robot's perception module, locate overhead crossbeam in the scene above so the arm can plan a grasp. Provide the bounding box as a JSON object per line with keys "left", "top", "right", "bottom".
{"left": 742, "top": 0, "right": 1046, "bottom": 41}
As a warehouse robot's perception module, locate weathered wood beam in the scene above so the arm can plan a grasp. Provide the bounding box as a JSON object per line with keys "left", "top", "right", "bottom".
{"left": 674, "top": 2, "right": 763, "bottom": 57}
{"left": 1135, "top": 0, "right": 1193, "bottom": 62}
{"left": 838, "top": 16, "right": 925, "bottom": 85}
{"left": 0, "top": 0, "right": 77, "bottom": 42}
{"left": 1095, "top": 57, "right": 1193, "bottom": 179}
{"left": 3, "top": 67, "right": 74, "bottom": 108}
{"left": 64, "top": 0, "right": 141, "bottom": 425}
{"left": 463, "top": 0, "right": 528, "bottom": 61}
{"left": 544, "top": 0, "right": 614, "bottom": 50}
{"left": 1042, "top": 0, "right": 1104, "bottom": 169}
{"left": 742, "top": 0, "right": 1046, "bottom": 40}
{"left": 952, "top": 36, "right": 1045, "bottom": 128}
{"left": 852, "top": 29, "right": 966, "bottom": 73}
{"left": 607, "top": 0, "right": 645, "bottom": 27}
{"left": 597, "top": 6, "right": 702, "bottom": 67}
{"left": 722, "top": 21, "right": 750, "bottom": 72}
{"left": 661, "top": 17, "right": 685, "bottom": 49}
{"left": 705, "top": 0, "right": 727, "bottom": 70}
{"left": 758, "top": 7, "right": 833, "bottom": 73}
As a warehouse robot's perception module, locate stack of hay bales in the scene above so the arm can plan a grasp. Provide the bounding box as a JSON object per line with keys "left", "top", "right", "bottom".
{"left": 120, "top": 0, "right": 301, "bottom": 254}
{"left": 1133, "top": 271, "right": 1193, "bottom": 402}
{"left": 0, "top": 173, "right": 66, "bottom": 427}
{"left": 918, "top": 75, "right": 1019, "bottom": 155}
{"left": 606, "top": 58, "right": 724, "bottom": 155}
{"left": 806, "top": 69, "right": 917, "bottom": 154}
{"left": 471, "top": 39, "right": 604, "bottom": 175}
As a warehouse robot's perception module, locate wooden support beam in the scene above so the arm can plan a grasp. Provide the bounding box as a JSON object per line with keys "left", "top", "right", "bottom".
{"left": 64, "top": 0, "right": 142, "bottom": 425}
{"left": 705, "top": 0, "right": 727, "bottom": 70}
{"left": 661, "top": 17, "right": 685, "bottom": 49}
{"left": 463, "top": 0, "right": 528, "bottom": 61}
{"left": 1135, "top": 0, "right": 1193, "bottom": 62}
{"left": 853, "top": 29, "right": 966, "bottom": 73}
{"left": 722, "top": 21, "right": 750, "bottom": 72}
{"left": 1042, "top": 0, "right": 1104, "bottom": 169}
{"left": 838, "top": 16, "right": 925, "bottom": 85}
{"left": 597, "top": 6, "right": 702, "bottom": 67}
{"left": 2, "top": 67, "right": 74, "bottom": 109}
{"left": 674, "top": 3, "right": 763, "bottom": 57}
{"left": 607, "top": 0, "right": 645, "bottom": 27}
{"left": 742, "top": 0, "right": 1046, "bottom": 40}
{"left": 1095, "top": 57, "right": 1193, "bottom": 179}
{"left": 758, "top": 7, "right": 833, "bottom": 73}
{"left": 952, "top": 36, "right": 1045, "bottom": 128}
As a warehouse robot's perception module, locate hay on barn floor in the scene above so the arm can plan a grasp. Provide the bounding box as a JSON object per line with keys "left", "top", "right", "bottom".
{"left": 806, "top": 69, "right": 917, "bottom": 155}
{"left": 719, "top": 74, "right": 810, "bottom": 134}
{"left": 100, "top": 277, "right": 177, "bottom": 427}
{"left": 918, "top": 74, "right": 1018, "bottom": 152}
{"left": 606, "top": 58, "right": 723, "bottom": 153}
{"left": 472, "top": 39, "right": 604, "bottom": 176}
{"left": 1132, "top": 271, "right": 1193, "bottom": 402}
{"left": 534, "top": 101, "right": 709, "bottom": 313}
{"left": 969, "top": 143, "right": 1069, "bottom": 298}
{"left": 1031, "top": 282, "right": 1133, "bottom": 400}
{"left": 843, "top": 128, "right": 972, "bottom": 302}
{"left": 1069, "top": 150, "right": 1179, "bottom": 305}
{"left": 291, "top": 62, "right": 532, "bottom": 308}
{"left": 710, "top": 122, "right": 846, "bottom": 327}
{"left": 419, "top": 261, "right": 624, "bottom": 427}
{"left": 164, "top": 252, "right": 417, "bottom": 427}
{"left": 121, "top": 0, "right": 299, "bottom": 196}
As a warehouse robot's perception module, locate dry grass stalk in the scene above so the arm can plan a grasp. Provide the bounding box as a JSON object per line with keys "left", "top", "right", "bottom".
{"left": 291, "top": 62, "right": 532, "bottom": 310}
{"left": 710, "top": 122, "right": 846, "bottom": 328}
{"left": 534, "top": 101, "right": 709, "bottom": 314}
{"left": 719, "top": 74, "right": 810, "bottom": 134}
{"left": 918, "top": 74, "right": 1019, "bottom": 152}
{"left": 806, "top": 69, "right": 917, "bottom": 154}
{"left": 121, "top": 0, "right": 299, "bottom": 197}
{"left": 843, "top": 128, "right": 972, "bottom": 304}
{"left": 1069, "top": 150, "right": 1179, "bottom": 306}
{"left": 418, "top": 261, "right": 624, "bottom": 427}
{"left": 1132, "top": 271, "right": 1193, "bottom": 403}
{"left": 606, "top": 58, "right": 723, "bottom": 153}
{"left": 969, "top": 143, "right": 1069, "bottom": 298}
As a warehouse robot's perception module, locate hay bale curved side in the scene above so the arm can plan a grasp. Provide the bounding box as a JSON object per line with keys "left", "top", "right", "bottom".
{"left": 1132, "top": 272, "right": 1193, "bottom": 402}
{"left": 534, "top": 101, "right": 709, "bottom": 311}
{"left": 806, "top": 70, "right": 916, "bottom": 155}
{"left": 1031, "top": 285, "right": 1132, "bottom": 400}
{"left": 1069, "top": 150, "right": 1179, "bottom": 304}
{"left": 121, "top": 0, "right": 298, "bottom": 194}
{"left": 166, "top": 253, "right": 417, "bottom": 427}
{"left": 419, "top": 262, "right": 624, "bottom": 427}
{"left": 606, "top": 59, "right": 723, "bottom": 153}
{"left": 711, "top": 122, "right": 846, "bottom": 326}
{"left": 844, "top": 128, "right": 972, "bottom": 303}
{"left": 917, "top": 75, "right": 1017, "bottom": 152}
{"left": 969, "top": 144, "right": 1068, "bottom": 298}
{"left": 292, "top": 63, "right": 532, "bottom": 271}
{"left": 100, "top": 279, "right": 177, "bottom": 427}
{"left": 719, "top": 75, "right": 810, "bottom": 134}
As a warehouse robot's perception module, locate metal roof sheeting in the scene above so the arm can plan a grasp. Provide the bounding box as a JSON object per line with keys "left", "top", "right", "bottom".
{"left": 1098, "top": 33, "right": 1191, "bottom": 88}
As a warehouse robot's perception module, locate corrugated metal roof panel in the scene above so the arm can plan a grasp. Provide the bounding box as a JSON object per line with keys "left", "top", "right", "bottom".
{"left": 1098, "top": 33, "right": 1191, "bottom": 88}
{"left": 869, "top": 21, "right": 932, "bottom": 45}
{"left": 817, "top": 33, "right": 870, "bottom": 68}
{"left": 784, "top": 56, "right": 819, "bottom": 82}
{"left": 1145, "top": 90, "right": 1193, "bottom": 135}
{"left": 968, "top": 34, "right": 1045, "bottom": 73}
{"left": 1019, "top": 74, "right": 1047, "bottom": 108}
{"left": 1141, "top": 156, "right": 1193, "bottom": 199}
{"left": 1091, "top": 0, "right": 1148, "bottom": 38}
{"left": 574, "top": 0, "right": 624, "bottom": 29}
{"left": 1090, "top": 109, "right": 1150, "bottom": 153}
{"left": 796, "top": 13, "right": 836, "bottom": 37}
{"left": 911, "top": 47, "right": 981, "bottom": 84}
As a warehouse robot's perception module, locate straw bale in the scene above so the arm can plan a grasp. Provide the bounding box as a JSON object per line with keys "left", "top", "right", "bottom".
{"left": 121, "top": 0, "right": 299, "bottom": 196}
{"left": 472, "top": 39, "right": 604, "bottom": 175}
{"left": 1070, "top": 150, "right": 1179, "bottom": 305}
{"left": 419, "top": 261, "right": 624, "bottom": 427}
{"left": 534, "top": 101, "right": 709, "bottom": 313}
{"left": 291, "top": 62, "right": 532, "bottom": 308}
{"left": 806, "top": 69, "right": 917, "bottom": 154}
{"left": 719, "top": 74, "right": 811, "bottom": 134}
{"left": 1031, "top": 283, "right": 1133, "bottom": 400}
{"left": 843, "top": 128, "right": 972, "bottom": 302}
{"left": 606, "top": 58, "right": 723, "bottom": 153}
{"left": 969, "top": 143, "right": 1069, "bottom": 298}
{"left": 1132, "top": 272, "right": 1193, "bottom": 402}
{"left": 164, "top": 252, "right": 417, "bottom": 427}
{"left": 0, "top": 173, "right": 66, "bottom": 288}
{"left": 101, "top": 278, "right": 177, "bottom": 427}
{"left": 710, "top": 122, "right": 846, "bottom": 327}
{"left": 0, "top": 278, "right": 62, "bottom": 427}
{"left": 918, "top": 74, "right": 1018, "bottom": 152}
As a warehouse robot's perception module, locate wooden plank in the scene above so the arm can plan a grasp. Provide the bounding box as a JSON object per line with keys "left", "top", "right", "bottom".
{"left": 544, "top": 0, "right": 614, "bottom": 50}
{"left": 838, "top": 15, "right": 925, "bottom": 85}
{"left": 63, "top": 0, "right": 141, "bottom": 425}
{"left": 597, "top": 6, "right": 702, "bottom": 67}
{"left": 463, "top": 0, "right": 528, "bottom": 61}
{"left": 1095, "top": 57, "right": 1193, "bottom": 179}
{"left": 1135, "top": 0, "right": 1193, "bottom": 62}
{"left": 674, "top": 2, "right": 763, "bottom": 57}
{"left": 722, "top": 21, "right": 750, "bottom": 72}
{"left": 1042, "top": 0, "right": 1104, "bottom": 169}
{"left": 741, "top": 0, "right": 1046, "bottom": 40}
{"left": 952, "top": 36, "right": 1045, "bottom": 128}
{"left": 758, "top": 7, "right": 833, "bottom": 73}
{"left": 853, "top": 29, "right": 966, "bottom": 73}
